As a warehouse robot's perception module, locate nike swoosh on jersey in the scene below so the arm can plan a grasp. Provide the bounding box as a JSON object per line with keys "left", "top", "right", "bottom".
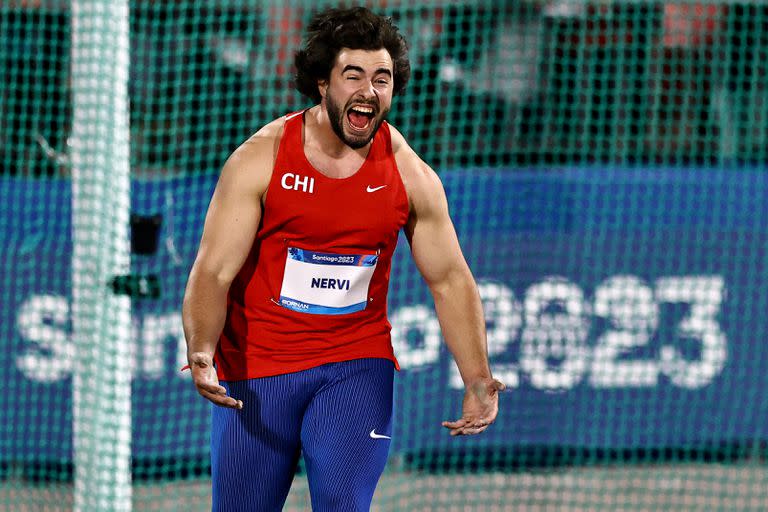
{"left": 366, "top": 185, "right": 387, "bottom": 193}
{"left": 369, "top": 429, "right": 391, "bottom": 439}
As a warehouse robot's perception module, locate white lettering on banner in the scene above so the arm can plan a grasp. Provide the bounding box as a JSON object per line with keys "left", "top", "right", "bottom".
{"left": 12, "top": 274, "right": 729, "bottom": 388}
{"left": 518, "top": 277, "right": 590, "bottom": 390}
{"left": 16, "top": 296, "right": 155, "bottom": 383}
{"left": 15, "top": 295, "right": 74, "bottom": 383}
{"left": 141, "top": 312, "right": 186, "bottom": 380}
{"left": 590, "top": 275, "right": 660, "bottom": 388}
{"left": 398, "top": 274, "right": 727, "bottom": 392}
{"left": 656, "top": 275, "right": 727, "bottom": 389}
{"left": 450, "top": 280, "right": 523, "bottom": 389}
{"left": 390, "top": 305, "right": 442, "bottom": 368}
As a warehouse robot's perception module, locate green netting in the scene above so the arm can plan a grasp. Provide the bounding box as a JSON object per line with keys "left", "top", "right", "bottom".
{"left": 2, "top": 1, "right": 768, "bottom": 511}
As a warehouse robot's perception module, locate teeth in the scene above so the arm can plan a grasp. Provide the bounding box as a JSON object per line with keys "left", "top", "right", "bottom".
{"left": 351, "top": 106, "right": 374, "bottom": 114}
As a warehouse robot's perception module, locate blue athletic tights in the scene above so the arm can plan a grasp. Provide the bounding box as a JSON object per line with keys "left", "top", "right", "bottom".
{"left": 211, "top": 358, "right": 394, "bottom": 511}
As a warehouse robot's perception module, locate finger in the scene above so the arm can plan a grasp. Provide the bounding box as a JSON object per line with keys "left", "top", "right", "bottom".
{"left": 196, "top": 381, "right": 228, "bottom": 395}
{"left": 492, "top": 379, "right": 506, "bottom": 392}
{"left": 443, "top": 416, "right": 489, "bottom": 429}
{"left": 213, "top": 397, "right": 243, "bottom": 409}
{"left": 461, "top": 425, "right": 489, "bottom": 435}
{"left": 466, "top": 419, "right": 491, "bottom": 429}
{"left": 196, "top": 385, "right": 228, "bottom": 400}
{"left": 449, "top": 424, "right": 489, "bottom": 436}
{"left": 450, "top": 416, "right": 489, "bottom": 426}
{"left": 446, "top": 417, "right": 491, "bottom": 435}
{"left": 442, "top": 419, "right": 467, "bottom": 429}
{"left": 218, "top": 397, "right": 244, "bottom": 409}
{"left": 452, "top": 429, "right": 485, "bottom": 437}
{"left": 199, "top": 389, "right": 243, "bottom": 409}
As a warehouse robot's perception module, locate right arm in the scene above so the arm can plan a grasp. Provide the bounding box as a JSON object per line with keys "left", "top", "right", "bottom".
{"left": 182, "top": 122, "right": 280, "bottom": 408}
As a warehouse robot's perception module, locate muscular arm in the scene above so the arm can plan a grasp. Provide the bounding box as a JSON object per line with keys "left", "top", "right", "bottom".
{"left": 182, "top": 124, "right": 278, "bottom": 408}
{"left": 403, "top": 164, "right": 492, "bottom": 386}
{"left": 392, "top": 126, "right": 504, "bottom": 435}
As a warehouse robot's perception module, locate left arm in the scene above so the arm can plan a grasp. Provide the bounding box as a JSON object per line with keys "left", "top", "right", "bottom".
{"left": 405, "top": 170, "right": 491, "bottom": 387}
{"left": 395, "top": 133, "right": 505, "bottom": 435}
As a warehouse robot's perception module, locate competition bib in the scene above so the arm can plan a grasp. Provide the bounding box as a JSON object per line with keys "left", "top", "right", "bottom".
{"left": 279, "top": 247, "right": 378, "bottom": 315}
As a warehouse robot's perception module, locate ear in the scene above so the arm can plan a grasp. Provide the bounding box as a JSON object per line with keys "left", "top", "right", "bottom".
{"left": 318, "top": 79, "right": 328, "bottom": 100}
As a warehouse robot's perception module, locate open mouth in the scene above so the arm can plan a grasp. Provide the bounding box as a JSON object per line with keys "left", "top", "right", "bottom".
{"left": 346, "top": 104, "right": 376, "bottom": 131}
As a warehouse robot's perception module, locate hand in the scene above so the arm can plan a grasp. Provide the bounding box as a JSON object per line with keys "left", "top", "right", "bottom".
{"left": 187, "top": 352, "right": 243, "bottom": 409}
{"left": 442, "top": 377, "right": 505, "bottom": 436}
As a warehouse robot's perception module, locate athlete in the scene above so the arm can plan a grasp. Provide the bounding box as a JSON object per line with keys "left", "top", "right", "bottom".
{"left": 182, "top": 6, "right": 505, "bottom": 511}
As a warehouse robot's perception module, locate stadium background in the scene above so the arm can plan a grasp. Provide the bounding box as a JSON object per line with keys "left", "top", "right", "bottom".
{"left": 2, "top": 0, "right": 768, "bottom": 510}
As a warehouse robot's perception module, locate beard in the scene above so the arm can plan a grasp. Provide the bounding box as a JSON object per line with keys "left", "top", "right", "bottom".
{"left": 325, "top": 89, "right": 389, "bottom": 149}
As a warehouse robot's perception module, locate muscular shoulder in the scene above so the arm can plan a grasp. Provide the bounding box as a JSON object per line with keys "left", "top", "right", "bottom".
{"left": 218, "top": 117, "right": 286, "bottom": 198}
{"left": 387, "top": 123, "right": 445, "bottom": 217}
{"left": 229, "top": 117, "right": 285, "bottom": 172}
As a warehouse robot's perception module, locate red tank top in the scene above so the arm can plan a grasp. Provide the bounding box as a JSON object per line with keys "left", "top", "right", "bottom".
{"left": 216, "top": 111, "right": 410, "bottom": 380}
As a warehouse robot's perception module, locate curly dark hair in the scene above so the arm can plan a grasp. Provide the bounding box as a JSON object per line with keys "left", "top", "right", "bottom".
{"left": 294, "top": 6, "right": 411, "bottom": 103}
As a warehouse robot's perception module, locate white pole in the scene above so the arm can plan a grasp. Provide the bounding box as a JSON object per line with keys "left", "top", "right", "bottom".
{"left": 69, "top": 1, "right": 132, "bottom": 511}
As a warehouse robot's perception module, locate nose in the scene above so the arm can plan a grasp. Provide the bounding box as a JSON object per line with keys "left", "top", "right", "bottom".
{"left": 359, "top": 79, "right": 378, "bottom": 100}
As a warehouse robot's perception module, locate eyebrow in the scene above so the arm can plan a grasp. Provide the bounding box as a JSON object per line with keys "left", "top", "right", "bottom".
{"left": 341, "top": 65, "right": 392, "bottom": 77}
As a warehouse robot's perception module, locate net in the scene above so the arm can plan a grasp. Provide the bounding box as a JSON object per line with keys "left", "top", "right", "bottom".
{"left": 2, "top": 0, "right": 768, "bottom": 510}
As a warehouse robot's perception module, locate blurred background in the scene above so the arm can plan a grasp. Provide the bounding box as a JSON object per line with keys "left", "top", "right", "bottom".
{"left": 1, "top": 0, "right": 767, "bottom": 510}
{"left": 3, "top": 0, "right": 767, "bottom": 176}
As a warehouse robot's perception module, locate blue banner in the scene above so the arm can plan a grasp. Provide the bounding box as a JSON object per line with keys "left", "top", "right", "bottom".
{"left": 2, "top": 167, "right": 768, "bottom": 461}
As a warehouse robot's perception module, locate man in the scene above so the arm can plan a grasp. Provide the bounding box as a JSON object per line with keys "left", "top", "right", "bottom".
{"left": 182, "top": 6, "right": 504, "bottom": 511}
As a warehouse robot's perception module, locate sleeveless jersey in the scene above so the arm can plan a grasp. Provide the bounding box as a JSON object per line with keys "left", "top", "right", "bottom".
{"left": 216, "top": 111, "right": 410, "bottom": 380}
